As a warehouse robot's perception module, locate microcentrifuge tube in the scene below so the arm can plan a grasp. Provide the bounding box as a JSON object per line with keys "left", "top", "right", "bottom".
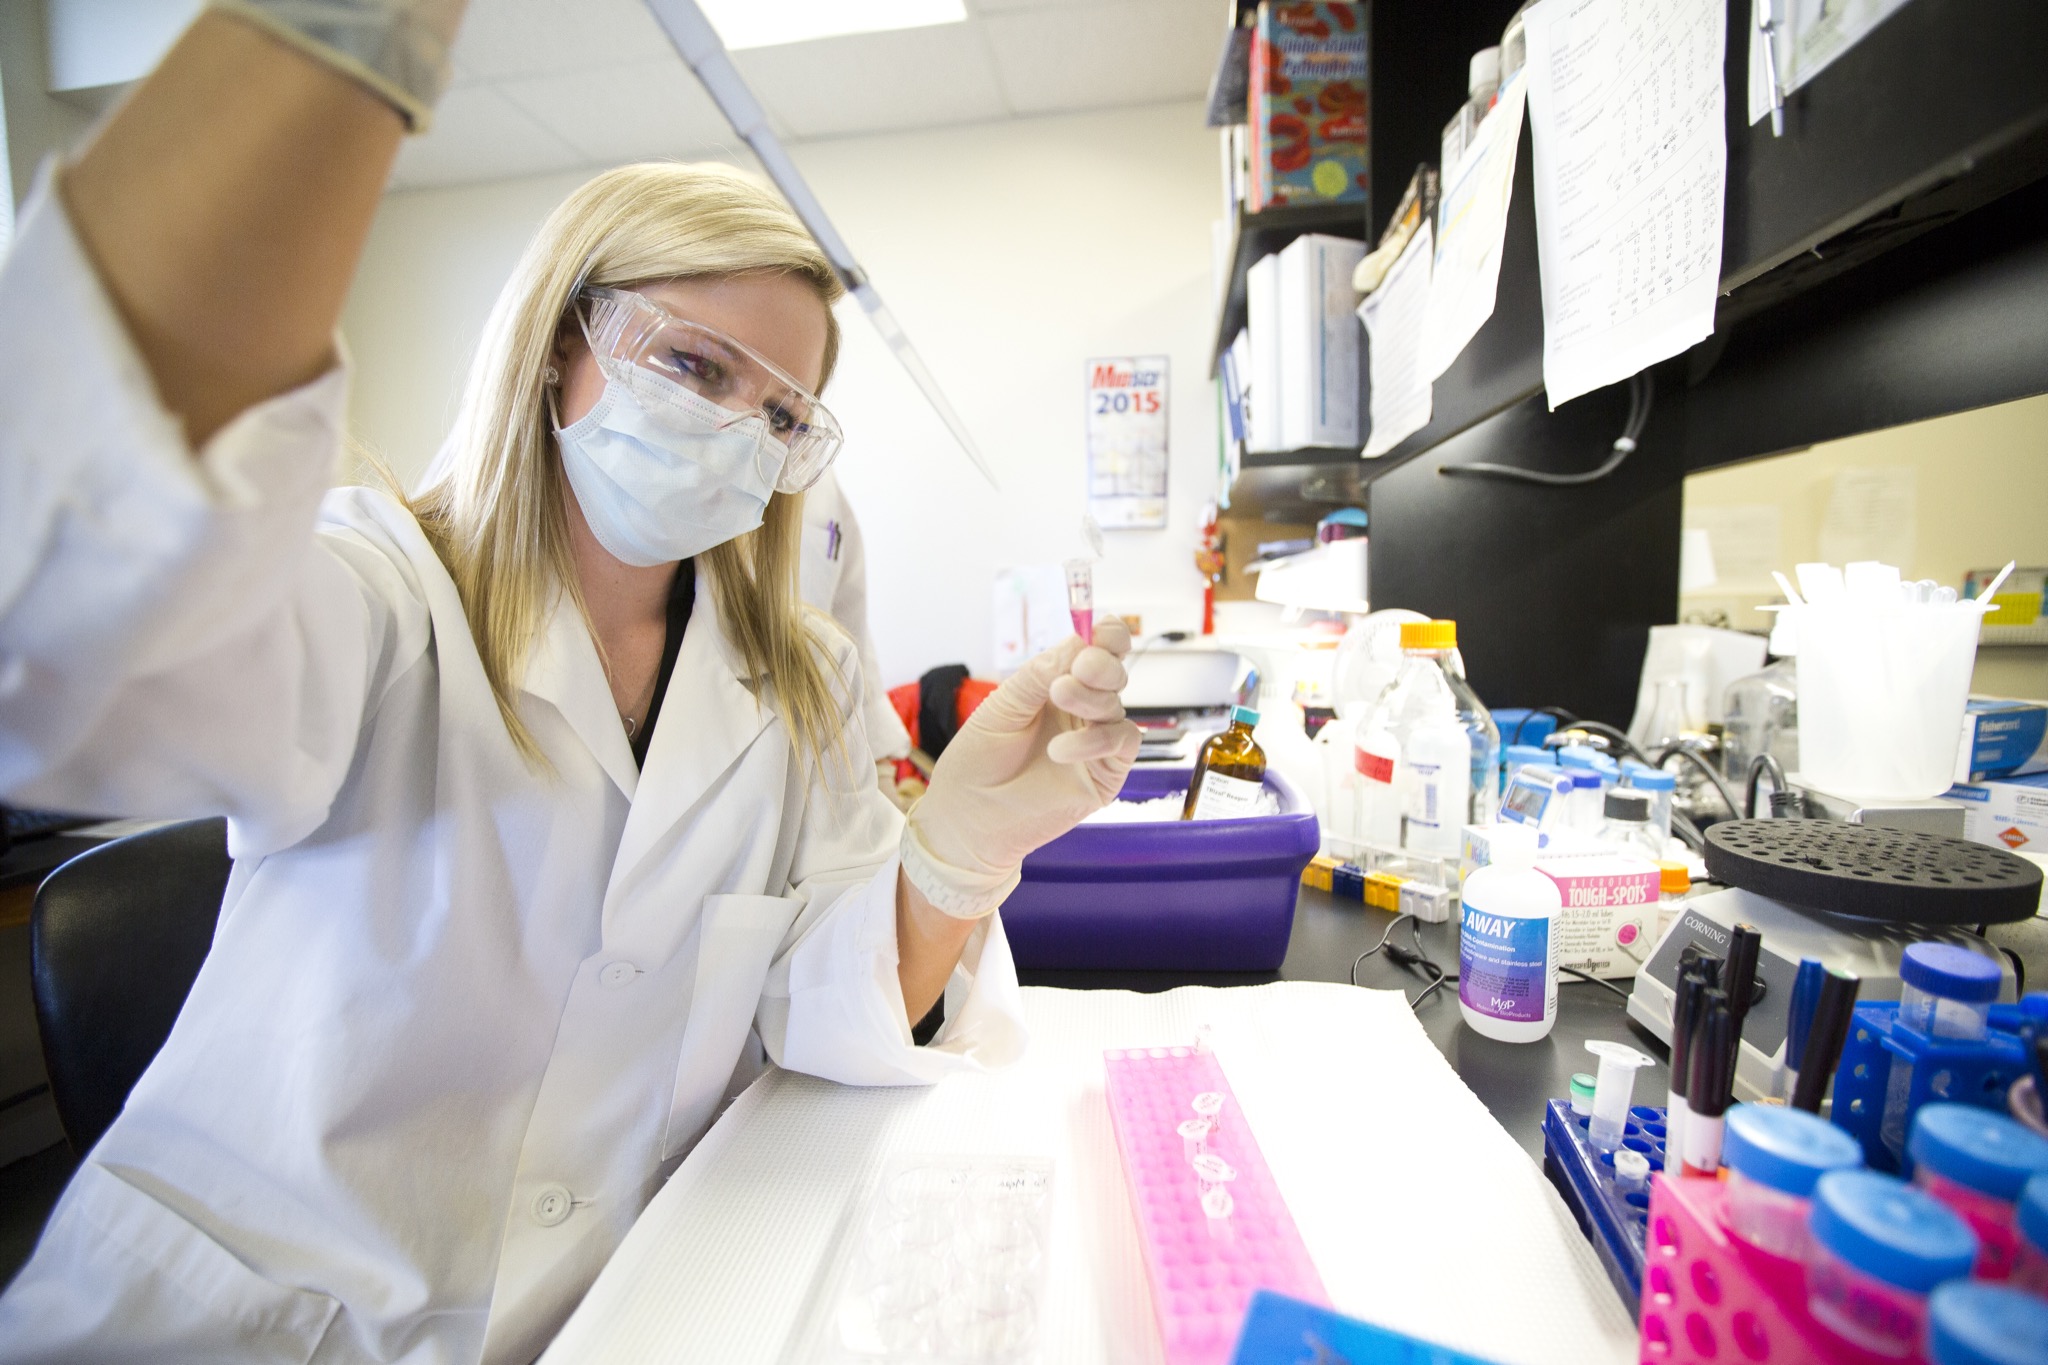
{"left": 1613, "top": 1149, "right": 1651, "bottom": 1192}
{"left": 1192, "top": 1025, "right": 1215, "bottom": 1055}
{"left": 1191, "top": 1092, "right": 1225, "bottom": 1128}
{"left": 1585, "top": 1040, "right": 1656, "bottom": 1152}
{"left": 1063, "top": 559, "right": 1095, "bottom": 646}
{"left": 1201, "top": 1185, "right": 1235, "bottom": 1240}
{"left": 1177, "top": 1118, "right": 1212, "bottom": 1161}
{"left": 1191, "top": 1153, "right": 1237, "bottom": 1194}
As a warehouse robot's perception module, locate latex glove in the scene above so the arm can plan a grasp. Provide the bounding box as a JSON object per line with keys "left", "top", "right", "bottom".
{"left": 211, "top": 0, "right": 467, "bottom": 129}
{"left": 901, "top": 619, "right": 1142, "bottom": 919}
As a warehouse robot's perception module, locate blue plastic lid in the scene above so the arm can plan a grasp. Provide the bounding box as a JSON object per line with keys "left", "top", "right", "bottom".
{"left": 1810, "top": 1170, "right": 1977, "bottom": 1292}
{"left": 2020, "top": 992, "right": 2048, "bottom": 1023}
{"left": 1722, "top": 1103, "right": 1862, "bottom": 1197}
{"left": 1558, "top": 745, "right": 1599, "bottom": 770}
{"left": 1571, "top": 772, "right": 1603, "bottom": 791}
{"left": 2020, "top": 1173, "right": 2048, "bottom": 1254}
{"left": 1909, "top": 1103, "right": 2048, "bottom": 1201}
{"left": 1900, "top": 943, "right": 2003, "bottom": 1004}
{"left": 1927, "top": 1282, "right": 2048, "bottom": 1365}
{"left": 1231, "top": 705, "right": 1260, "bottom": 727}
{"left": 1590, "top": 754, "right": 1620, "bottom": 780}
{"left": 1505, "top": 745, "right": 1552, "bottom": 768}
{"left": 1626, "top": 766, "right": 1676, "bottom": 791}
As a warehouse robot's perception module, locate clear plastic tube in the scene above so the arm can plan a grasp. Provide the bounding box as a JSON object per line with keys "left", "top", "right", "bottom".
{"left": 1063, "top": 558, "right": 1094, "bottom": 645}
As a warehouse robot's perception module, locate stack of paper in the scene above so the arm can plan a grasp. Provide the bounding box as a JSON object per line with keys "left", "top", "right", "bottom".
{"left": 541, "top": 983, "right": 1638, "bottom": 1365}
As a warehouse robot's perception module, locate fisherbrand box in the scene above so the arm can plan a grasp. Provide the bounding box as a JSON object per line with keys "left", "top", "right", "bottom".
{"left": 1248, "top": 2, "right": 1369, "bottom": 211}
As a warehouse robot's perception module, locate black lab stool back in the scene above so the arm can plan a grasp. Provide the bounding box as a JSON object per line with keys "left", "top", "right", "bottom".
{"left": 30, "top": 818, "right": 230, "bottom": 1153}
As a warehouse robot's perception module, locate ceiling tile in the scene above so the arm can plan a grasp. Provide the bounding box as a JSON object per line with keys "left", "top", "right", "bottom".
{"left": 983, "top": 0, "right": 1219, "bottom": 114}
{"left": 391, "top": 85, "right": 588, "bottom": 189}
{"left": 497, "top": 58, "right": 746, "bottom": 165}
{"left": 732, "top": 21, "right": 1008, "bottom": 139}
{"left": 449, "top": 0, "right": 674, "bottom": 83}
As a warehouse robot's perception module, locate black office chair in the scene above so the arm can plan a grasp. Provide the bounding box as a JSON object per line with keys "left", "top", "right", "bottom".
{"left": 30, "top": 817, "right": 231, "bottom": 1154}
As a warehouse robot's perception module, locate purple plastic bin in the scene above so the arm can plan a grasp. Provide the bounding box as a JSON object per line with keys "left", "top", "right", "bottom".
{"left": 999, "top": 766, "right": 1321, "bottom": 972}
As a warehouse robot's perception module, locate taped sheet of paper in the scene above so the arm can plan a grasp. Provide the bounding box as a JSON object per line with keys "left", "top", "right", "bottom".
{"left": 1747, "top": 0, "right": 1919, "bottom": 125}
{"left": 1818, "top": 466, "right": 1918, "bottom": 569}
{"left": 541, "top": 983, "right": 1638, "bottom": 1364}
{"left": 1359, "top": 222, "right": 1434, "bottom": 458}
{"left": 1421, "top": 74, "right": 1527, "bottom": 383}
{"left": 1686, "top": 504, "right": 1784, "bottom": 592}
{"left": 1523, "top": 0, "right": 1727, "bottom": 410}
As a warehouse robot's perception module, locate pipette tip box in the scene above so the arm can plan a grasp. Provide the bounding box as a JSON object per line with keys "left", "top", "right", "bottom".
{"left": 1227, "top": 1291, "right": 1506, "bottom": 1364}
{"left": 1104, "top": 1044, "right": 1327, "bottom": 1365}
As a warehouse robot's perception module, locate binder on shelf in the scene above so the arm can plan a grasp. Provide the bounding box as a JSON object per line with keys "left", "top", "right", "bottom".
{"left": 1275, "top": 233, "right": 1366, "bottom": 449}
{"left": 1246, "top": 253, "right": 1285, "bottom": 454}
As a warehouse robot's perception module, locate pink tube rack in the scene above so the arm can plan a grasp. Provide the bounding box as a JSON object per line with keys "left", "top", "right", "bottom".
{"left": 1641, "top": 1174, "right": 1932, "bottom": 1365}
{"left": 1104, "top": 1046, "right": 1327, "bottom": 1365}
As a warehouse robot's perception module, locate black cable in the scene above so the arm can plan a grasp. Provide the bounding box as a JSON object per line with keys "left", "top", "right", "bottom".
{"left": 1671, "top": 809, "right": 1707, "bottom": 853}
{"left": 1350, "top": 914, "right": 1409, "bottom": 987}
{"left": 1657, "top": 742, "right": 1743, "bottom": 821}
{"left": 1560, "top": 964, "right": 1634, "bottom": 1000}
{"left": 1999, "top": 943, "right": 2025, "bottom": 998}
{"left": 1513, "top": 706, "right": 1580, "bottom": 745}
{"left": 1745, "top": 753, "right": 1790, "bottom": 820}
{"left": 1441, "top": 374, "right": 1652, "bottom": 486}
{"left": 1352, "top": 914, "right": 1457, "bottom": 1009}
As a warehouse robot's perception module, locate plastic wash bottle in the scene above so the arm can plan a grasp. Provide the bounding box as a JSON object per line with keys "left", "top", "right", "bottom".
{"left": 1459, "top": 843, "right": 1560, "bottom": 1043}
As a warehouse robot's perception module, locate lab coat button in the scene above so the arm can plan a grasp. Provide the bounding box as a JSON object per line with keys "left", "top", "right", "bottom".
{"left": 531, "top": 1185, "right": 573, "bottom": 1227}
{"left": 599, "top": 961, "right": 638, "bottom": 988}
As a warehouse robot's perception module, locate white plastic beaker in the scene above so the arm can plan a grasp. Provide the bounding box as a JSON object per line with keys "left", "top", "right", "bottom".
{"left": 1790, "top": 601, "right": 1981, "bottom": 801}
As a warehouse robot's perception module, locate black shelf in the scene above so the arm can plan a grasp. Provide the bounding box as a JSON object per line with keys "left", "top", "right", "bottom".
{"left": 1241, "top": 444, "right": 1359, "bottom": 469}
{"left": 1208, "top": 200, "right": 1368, "bottom": 373}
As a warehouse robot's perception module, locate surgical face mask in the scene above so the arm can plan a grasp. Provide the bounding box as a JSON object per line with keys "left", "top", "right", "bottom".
{"left": 554, "top": 362, "right": 785, "bottom": 567}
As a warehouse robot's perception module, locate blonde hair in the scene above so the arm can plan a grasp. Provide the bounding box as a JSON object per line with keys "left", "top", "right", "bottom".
{"left": 408, "top": 162, "right": 848, "bottom": 770}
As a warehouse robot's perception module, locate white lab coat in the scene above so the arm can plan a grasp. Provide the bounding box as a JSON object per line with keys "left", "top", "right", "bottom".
{"left": 798, "top": 471, "right": 913, "bottom": 763}
{"left": 0, "top": 181, "right": 1025, "bottom": 1364}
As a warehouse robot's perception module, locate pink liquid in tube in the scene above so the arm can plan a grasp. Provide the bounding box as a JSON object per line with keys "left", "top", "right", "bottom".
{"left": 1064, "top": 558, "right": 1095, "bottom": 645}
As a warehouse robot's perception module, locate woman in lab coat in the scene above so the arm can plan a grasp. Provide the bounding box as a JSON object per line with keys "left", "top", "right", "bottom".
{"left": 0, "top": 8, "right": 1137, "bottom": 1363}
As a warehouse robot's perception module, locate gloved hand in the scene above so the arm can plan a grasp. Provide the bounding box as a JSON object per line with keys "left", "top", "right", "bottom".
{"left": 211, "top": 0, "right": 467, "bottom": 130}
{"left": 901, "top": 620, "right": 1142, "bottom": 919}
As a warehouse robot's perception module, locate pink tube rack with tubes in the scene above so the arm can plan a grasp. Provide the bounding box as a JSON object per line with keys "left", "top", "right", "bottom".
{"left": 1640, "top": 1173, "right": 1935, "bottom": 1365}
{"left": 1103, "top": 1045, "right": 1327, "bottom": 1365}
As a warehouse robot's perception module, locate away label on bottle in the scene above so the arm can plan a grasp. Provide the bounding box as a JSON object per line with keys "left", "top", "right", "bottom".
{"left": 1354, "top": 748, "right": 1394, "bottom": 783}
{"left": 1191, "top": 771, "right": 1264, "bottom": 820}
{"left": 1458, "top": 897, "right": 1552, "bottom": 1024}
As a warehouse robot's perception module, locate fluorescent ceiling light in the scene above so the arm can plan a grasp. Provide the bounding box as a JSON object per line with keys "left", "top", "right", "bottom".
{"left": 696, "top": 0, "right": 967, "bottom": 52}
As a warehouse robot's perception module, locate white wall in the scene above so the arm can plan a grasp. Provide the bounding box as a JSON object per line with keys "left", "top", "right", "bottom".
{"left": 339, "top": 100, "right": 1221, "bottom": 689}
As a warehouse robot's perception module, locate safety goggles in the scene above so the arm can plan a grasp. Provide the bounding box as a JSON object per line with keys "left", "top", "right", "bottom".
{"left": 577, "top": 286, "right": 843, "bottom": 494}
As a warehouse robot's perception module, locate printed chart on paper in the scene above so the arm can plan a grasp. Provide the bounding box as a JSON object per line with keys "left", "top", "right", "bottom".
{"left": 1524, "top": 0, "right": 1727, "bottom": 408}
{"left": 1084, "top": 356, "right": 1169, "bottom": 530}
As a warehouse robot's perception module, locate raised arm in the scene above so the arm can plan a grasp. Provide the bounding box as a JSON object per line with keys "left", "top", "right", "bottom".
{"left": 60, "top": 2, "right": 462, "bottom": 448}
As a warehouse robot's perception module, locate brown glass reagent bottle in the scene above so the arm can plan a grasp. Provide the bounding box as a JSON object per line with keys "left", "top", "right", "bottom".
{"left": 1181, "top": 706, "right": 1268, "bottom": 820}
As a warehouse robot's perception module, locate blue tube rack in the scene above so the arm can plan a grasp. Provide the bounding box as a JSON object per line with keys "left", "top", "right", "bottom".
{"left": 1829, "top": 998, "right": 2037, "bottom": 1176}
{"left": 1540, "top": 1099, "right": 1668, "bottom": 1316}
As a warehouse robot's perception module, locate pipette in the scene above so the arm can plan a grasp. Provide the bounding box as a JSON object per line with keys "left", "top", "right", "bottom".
{"left": 1585, "top": 1040, "right": 1657, "bottom": 1152}
{"left": 1064, "top": 559, "right": 1095, "bottom": 646}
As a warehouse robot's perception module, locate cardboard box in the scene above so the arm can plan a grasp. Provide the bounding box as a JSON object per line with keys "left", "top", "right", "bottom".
{"left": 1941, "top": 770, "right": 2048, "bottom": 858}
{"left": 1247, "top": 2, "right": 1369, "bottom": 212}
{"left": 1955, "top": 697, "right": 2048, "bottom": 783}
